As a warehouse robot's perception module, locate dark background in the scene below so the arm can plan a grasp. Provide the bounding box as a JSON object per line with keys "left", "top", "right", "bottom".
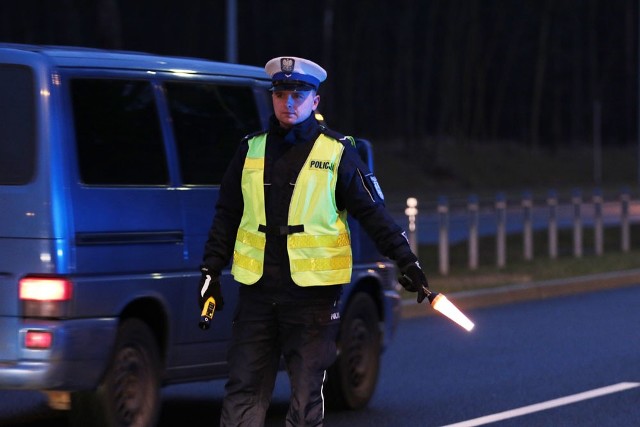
{"left": 2, "top": 0, "right": 639, "bottom": 193}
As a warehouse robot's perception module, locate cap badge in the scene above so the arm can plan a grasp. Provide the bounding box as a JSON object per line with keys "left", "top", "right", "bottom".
{"left": 280, "top": 58, "right": 295, "bottom": 75}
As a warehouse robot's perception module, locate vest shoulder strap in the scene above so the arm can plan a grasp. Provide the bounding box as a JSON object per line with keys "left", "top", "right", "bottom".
{"left": 319, "top": 125, "right": 356, "bottom": 148}
{"left": 243, "top": 129, "right": 268, "bottom": 143}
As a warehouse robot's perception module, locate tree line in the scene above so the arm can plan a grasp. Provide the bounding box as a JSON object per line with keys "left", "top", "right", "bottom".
{"left": 1, "top": 0, "right": 637, "bottom": 158}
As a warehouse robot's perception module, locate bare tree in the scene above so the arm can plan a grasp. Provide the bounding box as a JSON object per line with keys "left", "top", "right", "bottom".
{"left": 96, "top": 0, "right": 122, "bottom": 49}
{"left": 530, "top": 0, "right": 552, "bottom": 149}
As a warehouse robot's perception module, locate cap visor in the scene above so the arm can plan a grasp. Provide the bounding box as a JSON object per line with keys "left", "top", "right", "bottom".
{"left": 270, "top": 82, "right": 316, "bottom": 92}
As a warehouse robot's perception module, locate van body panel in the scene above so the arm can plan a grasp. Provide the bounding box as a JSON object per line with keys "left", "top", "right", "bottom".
{"left": 69, "top": 187, "right": 186, "bottom": 274}
{"left": 0, "top": 317, "right": 117, "bottom": 389}
{"left": 177, "top": 187, "right": 218, "bottom": 268}
{"left": 0, "top": 239, "right": 63, "bottom": 318}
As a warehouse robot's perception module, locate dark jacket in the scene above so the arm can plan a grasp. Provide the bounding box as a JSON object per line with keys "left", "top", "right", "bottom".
{"left": 202, "top": 114, "right": 417, "bottom": 302}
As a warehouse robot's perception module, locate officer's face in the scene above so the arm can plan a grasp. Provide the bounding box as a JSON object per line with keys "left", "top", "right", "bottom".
{"left": 272, "top": 90, "right": 319, "bottom": 128}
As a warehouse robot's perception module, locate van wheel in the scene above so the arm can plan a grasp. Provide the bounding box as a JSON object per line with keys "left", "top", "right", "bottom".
{"left": 324, "top": 292, "right": 381, "bottom": 410}
{"left": 69, "top": 318, "right": 161, "bottom": 427}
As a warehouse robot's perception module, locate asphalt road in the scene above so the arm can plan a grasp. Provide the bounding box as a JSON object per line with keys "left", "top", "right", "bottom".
{"left": 1, "top": 283, "right": 638, "bottom": 427}
{"left": 322, "top": 284, "right": 640, "bottom": 427}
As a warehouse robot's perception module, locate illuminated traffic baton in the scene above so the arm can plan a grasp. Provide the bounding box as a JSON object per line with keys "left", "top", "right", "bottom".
{"left": 423, "top": 286, "right": 475, "bottom": 331}
{"left": 198, "top": 297, "right": 216, "bottom": 330}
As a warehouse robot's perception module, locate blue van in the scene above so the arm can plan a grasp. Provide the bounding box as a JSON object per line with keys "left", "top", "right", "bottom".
{"left": 0, "top": 43, "right": 401, "bottom": 426}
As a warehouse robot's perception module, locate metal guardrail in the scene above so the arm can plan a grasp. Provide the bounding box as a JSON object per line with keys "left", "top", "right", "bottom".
{"left": 399, "top": 188, "right": 638, "bottom": 275}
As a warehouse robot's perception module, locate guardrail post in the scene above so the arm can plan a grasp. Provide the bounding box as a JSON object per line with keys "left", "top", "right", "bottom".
{"left": 438, "top": 196, "right": 449, "bottom": 276}
{"left": 621, "top": 187, "right": 630, "bottom": 252}
{"left": 572, "top": 188, "right": 583, "bottom": 258}
{"left": 547, "top": 189, "right": 558, "bottom": 259}
{"left": 496, "top": 192, "right": 506, "bottom": 268}
{"left": 405, "top": 197, "right": 418, "bottom": 256}
{"left": 522, "top": 190, "right": 533, "bottom": 261}
{"left": 593, "top": 188, "right": 603, "bottom": 256}
{"left": 468, "top": 194, "right": 479, "bottom": 270}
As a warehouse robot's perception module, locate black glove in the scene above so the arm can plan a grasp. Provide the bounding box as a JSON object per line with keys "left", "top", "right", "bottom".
{"left": 197, "top": 266, "right": 224, "bottom": 311}
{"left": 399, "top": 262, "right": 429, "bottom": 304}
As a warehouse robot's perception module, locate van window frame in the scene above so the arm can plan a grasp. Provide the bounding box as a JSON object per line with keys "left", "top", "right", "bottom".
{"left": 160, "top": 77, "right": 268, "bottom": 186}
{"left": 59, "top": 68, "right": 271, "bottom": 189}
{"left": 0, "top": 63, "right": 37, "bottom": 185}
{"left": 66, "top": 74, "right": 170, "bottom": 187}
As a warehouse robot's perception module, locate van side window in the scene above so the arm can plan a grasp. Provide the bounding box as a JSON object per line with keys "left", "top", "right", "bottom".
{"left": 71, "top": 79, "right": 168, "bottom": 185}
{"left": 0, "top": 65, "right": 35, "bottom": 185}
{"left": 164, "top": 82, "right": 261, "bottom": 185}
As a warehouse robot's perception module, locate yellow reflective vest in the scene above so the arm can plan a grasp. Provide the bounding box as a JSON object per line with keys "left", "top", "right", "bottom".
{"left": 231, "top": 132, "right": 352, "bottom": 286}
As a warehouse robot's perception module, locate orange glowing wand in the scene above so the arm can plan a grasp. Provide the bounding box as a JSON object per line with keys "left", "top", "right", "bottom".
{"left": 423, "top": 286, "right": 475, "bottom": 331}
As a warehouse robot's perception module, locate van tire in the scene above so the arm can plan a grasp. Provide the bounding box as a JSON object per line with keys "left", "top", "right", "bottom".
{"left": 69, "top": 318, "right": 161, "bottom": 427}
{"left": 324, "top": 292, "right": 381, "bottom": 410}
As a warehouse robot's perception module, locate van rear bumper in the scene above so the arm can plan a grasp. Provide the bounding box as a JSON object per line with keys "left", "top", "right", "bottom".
{"left": 0, "top": 317, "right": 118, "bottom": 391}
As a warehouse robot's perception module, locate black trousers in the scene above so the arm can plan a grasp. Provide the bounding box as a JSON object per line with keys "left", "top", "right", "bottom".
{"left": 220, "top": 292, "right": 340, "bottom": 427}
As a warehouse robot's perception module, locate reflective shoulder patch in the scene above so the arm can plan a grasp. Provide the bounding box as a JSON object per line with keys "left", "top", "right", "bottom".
{"left": 368, "top": 174, "right": 384, "bottom": 201}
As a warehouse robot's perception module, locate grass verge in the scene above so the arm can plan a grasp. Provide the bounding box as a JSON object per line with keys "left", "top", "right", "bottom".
{"left": 408, "top": 224, "right": 640, "bottom": 296}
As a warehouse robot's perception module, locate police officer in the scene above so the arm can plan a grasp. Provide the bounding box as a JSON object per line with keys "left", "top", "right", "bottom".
{"left": 198, "top": 56, "right": 429, "bottom": 426}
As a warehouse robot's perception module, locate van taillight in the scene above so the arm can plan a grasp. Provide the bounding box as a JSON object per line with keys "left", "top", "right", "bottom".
{"left": 19, "top": 277, "right": 72, "bottom": 301}
{"left": 19, "top": 277, "right": 73, "bottom": 318}
{"left": 25, "top": 330, "right": 53, "bottom": 349}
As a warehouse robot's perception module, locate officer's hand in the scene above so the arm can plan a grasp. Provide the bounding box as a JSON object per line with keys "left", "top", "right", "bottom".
{"left": 399, "top": 262, "right": 429, "bottom": 304}
{"left": 198, "top": 266, "right": 224, "bottom": 311}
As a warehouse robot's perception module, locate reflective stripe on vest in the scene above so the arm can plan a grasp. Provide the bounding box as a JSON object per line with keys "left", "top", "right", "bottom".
{"left": 231, "top": 132, "right": 353, "bottom": 286}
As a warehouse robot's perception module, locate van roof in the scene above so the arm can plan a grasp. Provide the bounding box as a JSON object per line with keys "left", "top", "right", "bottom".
{"left": 0, "top": 43, "right": 269, "bottom": 80}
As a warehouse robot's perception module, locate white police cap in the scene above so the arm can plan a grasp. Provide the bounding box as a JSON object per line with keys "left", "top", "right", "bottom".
{"left": 265, "top": 56, "right": 327, "bottom": 91}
